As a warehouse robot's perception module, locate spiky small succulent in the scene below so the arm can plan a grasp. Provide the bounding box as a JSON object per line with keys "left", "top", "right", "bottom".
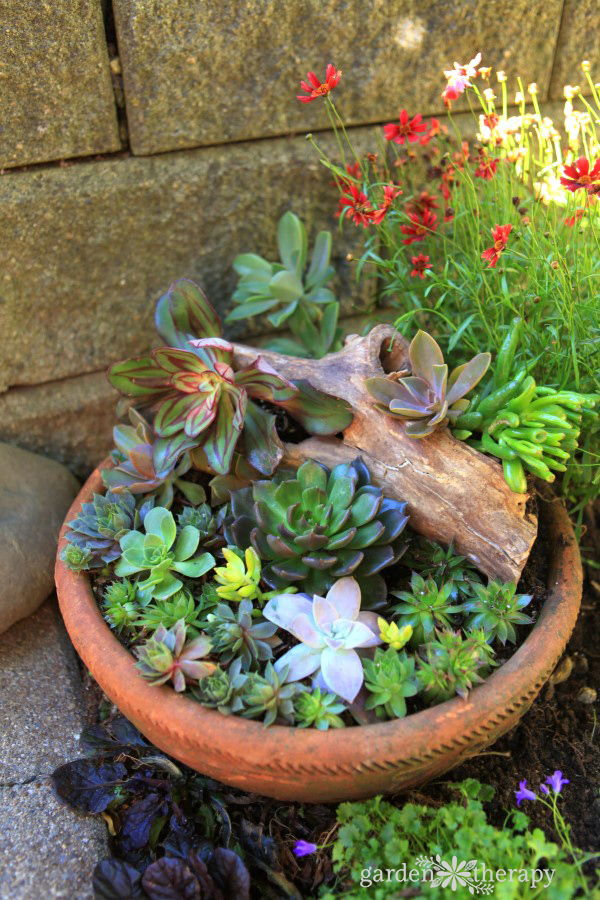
{"left": 392, "top": 574, "right": 464, "bottom": 646}
{"left": 115, "top": 507, "right": 215, "bottom": 601}
{"left": 102, "top": 408, "right": 205, "bottom": 508}
{"left": 135, "top": 619, "right": 216, "bottom": 692}
{"left": 417, "top": 629, "right": 496, "bottom": 703}
{"left": 135, "top": 588, "right": 205, "bottom": 633}
{"left": 363, "top": 648, "right": 419, "bottom": 719}
{"left": 108, "top": 279, "right": 352, "bottom": 477}
{"left": 205, "top": 599, "right": 280, "bottom": 670}
{"left": 241, "top": 663, "right": 304, "bottom": 726}
{"left": 60, "top": 544, "right": 94, "bottom": 574}
{"left": 177, "top": 503, "right": 226, "bottom": 547}
{"left": 227, "top": 211, "right": 342, "bottom": 359}
{"left": 191, "top": 667, "right": 233, "bottom": 709}
{"left": 404, "top": 538, "right": 482, "bottom": 597}
{"left": 366, "top": 330, "right": 490, "bottom": 438}
{"left": 102, "top": 579, "right": 142, "bottom": 631}
{"left": 226, "top": 457, "right": 409, "bottom": 603}
{"left": 462, "top": 580, "right": 533, "bottom": 645}
{"left": 63, "top": 490, "right": 140, "bottom": 568}
{"left": 294, "top": 688, "right": 346, "bottom": 730}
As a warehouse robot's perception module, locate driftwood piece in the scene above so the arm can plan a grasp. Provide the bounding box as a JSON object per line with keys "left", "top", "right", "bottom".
{"left": 233, "top": 325, "right": 538, "bottom": 582}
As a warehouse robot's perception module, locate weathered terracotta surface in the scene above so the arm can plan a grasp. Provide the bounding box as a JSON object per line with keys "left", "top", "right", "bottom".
{"left": 55, "top": 465, "right": 582, "bottom": 803}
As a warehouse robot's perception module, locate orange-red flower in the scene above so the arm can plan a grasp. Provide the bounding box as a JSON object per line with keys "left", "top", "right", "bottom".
{"left": 371, "top": 185, "right": 402, "bottom": 224}
{"left": 565, "top": 210, "right": 585, "bottom": 226}
{"left": 298, "top": 64, "right": 342, "bottom": 103}
{"left": 337, "top": 185, "right": 376, "bottom": 227}
{"left": 384, "top": 110, "right": 428, "bottom": 145}
{"left": 407, "top": 191, "right": 439, "bottom": 216}
{"left": 410, "top": 254, "right": 432, "bottom": 279}
{"left": 332, "top": 161, "right": 362, "bottom": 190}
{"left": 400, "top": 209, "right": 439, "bottom": 244}
{"left": 560, "top": 157, "right": 600, "bottom": 193}
{"left": 474, "top": 157, "right": 498, "bottom": 180}
{"left": 420, "top": 117, "right": 447, "bottom": 145}
{"left": 481, "top": 224, "right": 512, "bottom": 268}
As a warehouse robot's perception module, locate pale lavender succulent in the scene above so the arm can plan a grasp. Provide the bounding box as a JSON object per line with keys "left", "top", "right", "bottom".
{"left": 263, "top": 577, "right": 381, "bottom": 703}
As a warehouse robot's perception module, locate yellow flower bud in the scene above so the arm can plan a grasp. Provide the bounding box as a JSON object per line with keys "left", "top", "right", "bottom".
{"left": 377, "top": 618, "right": 413, "bottom": 650}
{"left": 581, "top": 60, "right": 591, "bottom": 73}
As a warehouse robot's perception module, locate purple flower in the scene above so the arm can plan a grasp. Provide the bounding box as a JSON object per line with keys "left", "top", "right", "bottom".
{"left": 543, "top": 771, "right": 570, "bottom": 794}
{"left": 515, "top": 780, "right": 537, "bottom": 806}
{"left": 293, "top": 840, "right": 317, "bottom": 858}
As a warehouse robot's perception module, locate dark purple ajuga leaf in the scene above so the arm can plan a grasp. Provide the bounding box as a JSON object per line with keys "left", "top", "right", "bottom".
{"left": 210, "top": 848, "right": 250, "bottom": 900}
{"left": 234, "top": 357, "right": 298, "bottom": 402}
{"left": 142, "top": 857, "right": 204, "bottom": 900}
{"left": 107, "top": 356, "right": 170, "bottom": 398}
{"left": 277, "top": 378, "right": 353, "bottom": 435}
{"left": 51, "top": 759, "right": 128, "bottom": 814}
{"left": 92, "top": 859, "right": 144, "bottom": 899}
{"left": 119, "top": 793, "right": 169, "bottom": 855}
{"left": 241, "top": 401, "right": 284, "bottom": 475}
{"left": 155, "top": 279, "right": 222, "bottom": 350}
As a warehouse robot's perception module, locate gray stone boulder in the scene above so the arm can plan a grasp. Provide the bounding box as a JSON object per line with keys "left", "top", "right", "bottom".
{"left": 0, "top": 443, "right": 80, "bottom": 634}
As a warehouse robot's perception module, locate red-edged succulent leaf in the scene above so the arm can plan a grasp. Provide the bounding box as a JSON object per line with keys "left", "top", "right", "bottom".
{"left": 234, "top": 356, "right": 298, "bottom": 402}
{"left": 446, "top": 353, "right": 491, "bottom": 406}
{"left": 242, "top": 400, "right": 284, "bottom": 475}
{"left": 154, "top": 279, "right": 222, "bottom": 349}
{"left": 153, "top": 433, "right": 199, "bottom": 475}
{"left": 108, "top": 356, "right": 170, "bottom": 397}
{"left": 276, "top": 378, "right": 353, "bottom": 435}
{"left": 153, "top": 347, "right": 210, "bottom": 376}
{"left": 184, "top": 391, "right": 219, "bottom": 438}
{"left": 187, "top": 336, "right": 234, "bottom": 366}
{"left": 409, "top": 330, "right": 445, "bottom": 384}
{"left": 202, "top": 384, "right": 247, "bottom": 474}
{"left": 154, "top": 393, "right": 201, "bottom": 437}
{"left": 128, "top": 445, "right": 157, "bottom": 479}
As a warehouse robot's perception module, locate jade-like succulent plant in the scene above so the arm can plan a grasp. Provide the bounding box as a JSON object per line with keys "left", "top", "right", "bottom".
{"left": 366, "top": 330, "right": 490, "bottom": 438}
{"left": 205, "top": 599, "right": 280, "bottom": 670}
{"left": 225, "top": 457, "right": 409, "bottom": 602}
{"left": 263, "top": 576, "right": 381, "bottom": 703}
{"left": 102, "top": 408, "right": 205, "bottom": 508}
{"left": 462, "top": 580, "right": 533, "bottom": 645}
{"left": 404, "top": 538, "right": 482, "bottom": 597}
{"left": 102, "top": 579, "right": 142, "bottom": 631}
{"left": 241, "top": 663, "right": 304, "bottom": 726}
{"left": 294, "top": 688, "right": 346, "bottom": 730}
{"left": 226, "top": 211, "right": 342, "bottom": 359}
{"left": 392, "top": 573, "right": 464, "bottom": 646}
{"left": 63, "top": 490, "right": 141, "bottom": 568}
{"left": 115, "top": 507, "right": 215, "bottom": 601}
{"left": 108, "top": 279, "right": 352, "bottom": 476}
{"left": 417, "top": 629, "right": 496, "bottom": 703}
{"left": 135, "top": 619, "right": 216, "bottom": 692}
{"left": 136, "top": 587, "right": 205, "bottom": 633}
{"left": 363, "top": 648, "right": 419, "bottom": 719}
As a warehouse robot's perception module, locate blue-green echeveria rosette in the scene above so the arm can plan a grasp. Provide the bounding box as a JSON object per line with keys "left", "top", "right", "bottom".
{"left": 225, "top": 457, "right": 409, "bottom": 604}
{"left": 115, "top": 507, "right": 215, "bottom": 601}
{"left": 61, "top": 489, "right": 150, "bottom": 570}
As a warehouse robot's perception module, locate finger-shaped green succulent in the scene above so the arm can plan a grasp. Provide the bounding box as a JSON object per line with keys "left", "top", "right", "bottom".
{"left": 135, "top": 618, "right": 216, "bottom": 692}
{"left": 462, "top": 580, "right": 532, "bottom": 645}
{"left": 115, "top": 507, "right": 215, "bottom": 601}
{"left": 225, "top": 457, "right": 409, "bottom": 604}
{"left": 363, "top": 648, "right": 419, "bottom": 719}
{"left": 366, "top": 330, "right": 490, "bottom": 438}
{"left": 392, "top": 573, "right": 465, "bottom": 646}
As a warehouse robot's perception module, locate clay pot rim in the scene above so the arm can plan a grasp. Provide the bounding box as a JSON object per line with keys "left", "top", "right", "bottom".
{"left": 55, "top": 461, "right": 582, "bottom": 753}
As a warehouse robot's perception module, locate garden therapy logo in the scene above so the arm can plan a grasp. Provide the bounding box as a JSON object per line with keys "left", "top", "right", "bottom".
{"left": 414, "top": 855, "right": 494, "bottom": 893}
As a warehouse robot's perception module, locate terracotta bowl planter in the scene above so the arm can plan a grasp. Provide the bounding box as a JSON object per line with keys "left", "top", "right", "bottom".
{"left": 55, "top": 463, "right": 582, "bottom": 803}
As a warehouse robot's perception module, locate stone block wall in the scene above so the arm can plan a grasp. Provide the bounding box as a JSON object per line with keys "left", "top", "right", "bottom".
{"left": 0, "top": 0, "right": 594, "bottom": 475}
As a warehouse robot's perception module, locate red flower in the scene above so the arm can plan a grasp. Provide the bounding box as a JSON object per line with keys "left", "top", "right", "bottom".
{"left": 560, "top": 157, "right": 600, "bottom": 193}
{"left": 384, "top": 110, "right": 428, "bottom": 145}
{"left": 371, "top": 185, "right": 402, "bottom": 224}
{"left": 474, "top": 158, "right": 498, "bottom": 180}
{"left": 410, "top": 254, "right": 432, "bottom": 279}
{"left": 333, "top": 161, "right": 362, "bottom": 190}
{"left": 483, "top": 114, "right": 499, "bottom": 132}
{"left": 565, "top": 210, "right": 585, "bottom": 226}
{"left": 400, "top": 209, "right": 439, "bottom": 244}
{"left": 298, "top": 64, "right": 342, "bottom": 103}
{"left": 407, "top": 191, "right": 439, "bottom": 216}
{"left": 481, "top": 224, "right": 512, "bottom": 268}
{"left": 420, "top": 117, "right": 447, "bottom": 145}
{"left": 337, "top": 185, "right": 376, "bottom": 227}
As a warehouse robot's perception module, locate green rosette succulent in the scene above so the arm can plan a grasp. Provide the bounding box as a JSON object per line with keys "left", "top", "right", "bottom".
{"left": 107, "top": 279, "right": 353, "bottom": 477}
{"left": 392, "top": 573, "right": 465, "bottom": 646}
{"left": 115, "top": 507, "right": 215, "bottom": 600}
{"left": 366, "top": 330, "right": 490, "bottom": 438}
{"left": 363, "top": 648, "right": 419, "bottom": 719}
{"left": 404, "top": 538, "right": 482, "bottom": 597}
{"left": 177, "top": 503, "right": 226, "bottom": 547}
{"left": 462, "top": 580, "right": 533, "bottom": 645}
{"left": 294, "top": 688, "right": 346, "bottom": 730}
{"left": 205, "top": 599, "right": 280, "bottom": 670}
{"left": 135, "top": 587, "right": 205, "bottom": 632}
{"left": 102, "top": 408, "right": 206, "bottom": 508}
{"left": 62, "top": 489, "right": 143, "bottom": 569}
{"left": 134, "top": 618, "right": 216, "bottom": 692}
{"left": 102, "top": 579, "right": 143, "bottom": 632}
{"left": 241, "top": 663, "right": 305, "bottom": 727}
{"left": 225, "top": 457, "right": 409, "bottom": 603}
{"left": 191, "top": 658, "right": 247, "bottom": 715}
{"left": 417, "top": 629, "right": 496, "bottom": 703}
